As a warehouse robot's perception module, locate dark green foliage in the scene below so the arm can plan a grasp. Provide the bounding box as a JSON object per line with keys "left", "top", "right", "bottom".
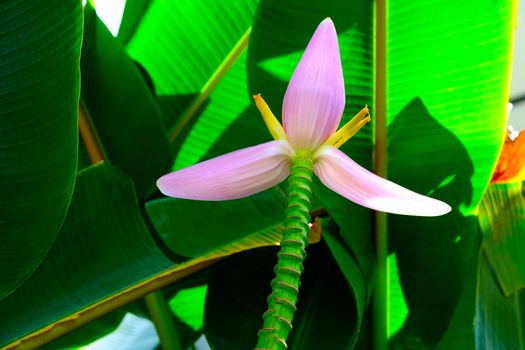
{"left": 81, "top": 6, "right": 172, "bottom": 197}
{"left": 0, "top": 0, "right": 82, "bottom": 300}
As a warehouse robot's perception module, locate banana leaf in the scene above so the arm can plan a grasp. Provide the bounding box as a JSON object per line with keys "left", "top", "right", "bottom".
{"left": 386, "top": 1, "right": 515, "bottom": 347}
{"left": 475, "top": 251, "right": 525, "bottom": 350}
{"left": 81, "top": 5, "right": 172, "bottom": 197}
{"left": 0, "top": 164, "right": 173, "bottom": 348}
{"left": 478, "top": 182, "right": 525, "bottom": 295}
{"left": 0, "top": 0, "right": 82, "bottom": 300}
{"left": 124, "top": 0, "right": 258, "bottom": 137}
{"left": 0, "top": 164, "right": 288, "bottom": 349}
{"left": 476, "top": 180, "right": 525, "bottom": 348}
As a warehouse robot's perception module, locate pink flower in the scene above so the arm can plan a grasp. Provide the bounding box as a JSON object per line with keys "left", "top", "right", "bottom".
{"left": 157, "top": 18, "right": 451, "bottom": 217}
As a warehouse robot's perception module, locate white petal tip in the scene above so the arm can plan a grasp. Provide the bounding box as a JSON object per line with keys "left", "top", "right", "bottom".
{"left": 321, "top": 17, "right": 334, "bottom": 25}
{"left": 156, "top": 176, "right": 171, "bottom": 196}
{"left": 368, "top": 198, "right": 452, "bottom": 217}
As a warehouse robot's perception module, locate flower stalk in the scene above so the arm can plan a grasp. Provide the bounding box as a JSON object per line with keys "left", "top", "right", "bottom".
{"left": 256, "top": 154, "right": 314, "bottom": 349}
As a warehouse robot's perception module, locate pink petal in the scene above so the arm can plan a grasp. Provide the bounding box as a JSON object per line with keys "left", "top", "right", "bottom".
{"left": 157, "top": 141, "right": 294, "bottom": 200}
{"left": 282, "top": 18, "right": 345, "bottom": 149}
{"left": 314, "top": 147, "right": 451, "bottom": 216}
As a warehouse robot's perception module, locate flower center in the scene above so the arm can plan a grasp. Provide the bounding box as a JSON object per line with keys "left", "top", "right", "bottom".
{"left": 253, "top": 94, "right": 370, "bottom": 160}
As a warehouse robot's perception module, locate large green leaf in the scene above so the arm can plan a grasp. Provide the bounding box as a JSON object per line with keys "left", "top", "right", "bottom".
{"left": 124, "top": 0, "right": 258, "bottom": 132}
{"left": 145, "top": 187, "right": 286, "bottom": 258}
{"left": 0, "top": 164, "right": 174, "bottom": 348}
{"left": 386, "top": 1, "right": 515, "bottom": 347}
{"left": 0, "top": 0, "right": 82, "bottom": 299}
{"left": 1, "top": 163, "right": 293, "bottom": 348}
{"left": 81, "top": 6, "right": 172, "bottom": 197}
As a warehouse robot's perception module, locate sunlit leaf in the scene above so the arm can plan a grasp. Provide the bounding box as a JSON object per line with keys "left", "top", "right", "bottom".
{"left": 125, "top": 0, "right": 257, "bottom": 131}
{"left": 386, "top": 1, "right": 515, "bottom": 347}
{"left": 169, "top": 285, "right": 208, "bottom": 331}
{"left": 173, "top": 51, "right": 253, "bottom": 170}
{"left": 116, "top": 0, "right": 151, "bottom": 45}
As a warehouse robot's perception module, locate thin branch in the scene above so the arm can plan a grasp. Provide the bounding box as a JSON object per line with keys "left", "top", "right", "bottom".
{"left": 78, "top": 102, "right": 105, "bottom": 163}
{"left": 373, "top": 0, "right": 389, "bottom": 349}
{"left": 144, "top": 291, "right": 184, "bottom": 350}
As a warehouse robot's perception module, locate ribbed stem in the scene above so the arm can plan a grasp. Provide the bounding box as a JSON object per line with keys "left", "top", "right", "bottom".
{"left": 255, "top": 155, "right": 314, "bottom": 350}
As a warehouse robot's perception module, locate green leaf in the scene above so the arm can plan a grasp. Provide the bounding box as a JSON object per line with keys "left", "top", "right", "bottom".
{"left": 1, "top": 163, "right": 291, "bottom": 348}
{"left": 475, "top": 181, "right": 525, "bottom": 349}
{"left": 40, "top": 301, "right": 151, "bottom": 350}
{"left": 124, "top": 0, "right": 258, "bottom": 131}
{"left": 169, "top": 285, "right": 208, "bottom": 332}
{"left": 117, "top": 0, "right": 152, "bottom": 45}
{"left": 0, "top": 0, "right": 82, "bottom": 300}
{"left": 478, "top": 182, "right": 525, "bottom": 295}
{"left": 386, "top": 1, "right": 515, "bottom": 347}
{"left": 173, "top": 50, "right": 254, "bottom": 170}
{"left": 434, "top": 250, "right": 478, "bottom": 350}
{"left": 204, "top": 242, "right": 359, "bottom": 349}
{"left": 0, "top": 164, "right": 174, "bottom": 348}
{"left": 145, "top": 187, "right": 286, "bottom": 258}
{"left": 475, "top": 251, "right": 525, "bottom": 350}
{"left": 322, "top": 220, "right": 367, "bottom": 347}
{"left": 81, "top": 6, "right": 172, "bottom": 197}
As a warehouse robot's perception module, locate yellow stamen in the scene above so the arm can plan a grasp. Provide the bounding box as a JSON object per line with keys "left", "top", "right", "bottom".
{"left": 253, "top": 94, "right": 287, "bottom": 141}
{"left": 323, "top": 106, "right": 371, "bottom": 148}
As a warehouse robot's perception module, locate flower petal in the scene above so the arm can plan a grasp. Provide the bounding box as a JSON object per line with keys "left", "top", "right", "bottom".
{"left": 157, "top": 141, "right": 294, "bottom": 200}
{"left": 282, "top": 18, "right": 345, "bottom": 150}
{"left": 314, "top": 147, "right": 451, "bottom": 216}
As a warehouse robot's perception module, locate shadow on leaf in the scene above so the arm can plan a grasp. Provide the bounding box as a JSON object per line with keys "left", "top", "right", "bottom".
{"left": 387, "top": 98, "right": 478, "bottom": 349}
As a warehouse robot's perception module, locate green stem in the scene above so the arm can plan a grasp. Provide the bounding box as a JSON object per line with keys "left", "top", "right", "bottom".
{"left": 144, "top": 290, "right": 183, "bottom": 350}
{"left": 255, "top": 155, "right": 314, "bottom": 350}
{"left": 374, "top": 0, "right": 389, "bottom": 348}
